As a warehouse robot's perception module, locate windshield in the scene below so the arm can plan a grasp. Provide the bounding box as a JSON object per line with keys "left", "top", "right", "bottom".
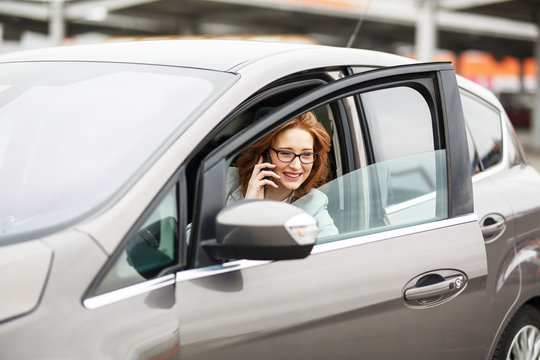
{"left": 0, "top": 61, "right": 237, "bottom": 240}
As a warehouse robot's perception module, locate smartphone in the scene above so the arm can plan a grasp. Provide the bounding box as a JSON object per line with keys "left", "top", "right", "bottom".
{"left": 262, "top": 150, "right": 272, "bottom": 182}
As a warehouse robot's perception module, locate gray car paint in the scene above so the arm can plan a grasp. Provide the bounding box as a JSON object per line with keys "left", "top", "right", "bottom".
{"left": 176, "top": 216, "right": 487, "bottom": 359}
{"left": 0, "top": 41, "right": 539, "bottom": 359}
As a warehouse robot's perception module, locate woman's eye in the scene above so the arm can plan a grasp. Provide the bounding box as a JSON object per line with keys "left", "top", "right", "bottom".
{"left": 280, "top": 151, "right": 293, "bottom": 156}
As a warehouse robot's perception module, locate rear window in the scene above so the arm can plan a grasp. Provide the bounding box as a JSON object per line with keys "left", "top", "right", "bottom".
{"left": 0, "top": 61, "right": 237, "bottom": 240}
{"left": 460, "top": 92, "right": 502, "bottom": 171}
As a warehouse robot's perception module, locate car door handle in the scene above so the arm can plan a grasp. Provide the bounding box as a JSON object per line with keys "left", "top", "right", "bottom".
{"left": 480, "top": 213, "right": 506, "bottom": 242}
{"left": 404, "top": 274, "right": 465, "bottom": 301}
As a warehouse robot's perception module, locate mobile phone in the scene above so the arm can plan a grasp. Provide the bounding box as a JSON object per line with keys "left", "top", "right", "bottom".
{"left": 262, "top": 150, "right": 272, "bottom": 182}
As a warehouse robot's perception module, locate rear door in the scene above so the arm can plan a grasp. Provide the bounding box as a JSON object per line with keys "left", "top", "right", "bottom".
{"left": 177, "top": 63, "right": 488, "bottom": 359}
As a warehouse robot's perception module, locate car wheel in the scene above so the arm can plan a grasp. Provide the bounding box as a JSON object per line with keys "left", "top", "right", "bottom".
{"left": 493, "top": 305, "right": 540, "bottom": 360}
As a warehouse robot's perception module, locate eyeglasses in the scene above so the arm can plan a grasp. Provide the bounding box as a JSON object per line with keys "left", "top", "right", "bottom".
{"left": 270, "top": 147, "right": 318, "bottom": 164}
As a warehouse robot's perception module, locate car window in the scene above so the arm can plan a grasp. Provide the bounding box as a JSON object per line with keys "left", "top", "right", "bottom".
{"left": 315, "top": 150, "right": 447, "bottom": 243}
{"left": 505, "top": 118, "right": 524, "bottom": 166}
{"left": 362, "top": 86, "right": 434, "bottom": 161}
{"left": 0, "top": 62, "right": 236, "bottom": 241}
{"left": 466, "top": 124, "right": 482, "bottom": 174}
{"left": 216, "top": 85, "right": 447, "bottom": 244}
{"left": 92, "top": 186, "right": 178, "bottom": 296}
{"left": 460, "top": 92, "right": 502, "bottom": 170}
{"left": 310, "top": 85, "right": 447, "bottom": 243}
{"left": 193, "top": 64, "right": 463, "bottom": 266}
{"left": 212, "top": 101, "right": 348, "bottom": 241}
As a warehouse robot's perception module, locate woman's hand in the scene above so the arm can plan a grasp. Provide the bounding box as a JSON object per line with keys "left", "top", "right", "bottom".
{"left": 244, "top": 156, "right": 280, "bottom": 199}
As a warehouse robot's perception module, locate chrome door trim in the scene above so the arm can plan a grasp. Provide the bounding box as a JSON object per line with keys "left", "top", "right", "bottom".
{"left": 83, "top": 274, "right": 176, "bottom": 310}
{"left": 176, "top": 214, "right": 479, "bottom": 283}
{"left": 176, "top": 260, "right": 270, "bottom": 283}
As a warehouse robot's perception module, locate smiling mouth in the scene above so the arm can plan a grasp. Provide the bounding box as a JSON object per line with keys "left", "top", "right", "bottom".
{"left": 283, "top": 172, "right": 302, "bottom": 180}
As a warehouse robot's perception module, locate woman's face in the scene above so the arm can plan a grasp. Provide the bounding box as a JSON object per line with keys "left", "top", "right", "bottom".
{"left": 269, "top": 127, "right": 314, "bottom": 193}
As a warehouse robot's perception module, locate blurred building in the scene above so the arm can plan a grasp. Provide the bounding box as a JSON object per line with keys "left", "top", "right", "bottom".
{"left": 1, "top": 0, "right": 540, "bottom": 140}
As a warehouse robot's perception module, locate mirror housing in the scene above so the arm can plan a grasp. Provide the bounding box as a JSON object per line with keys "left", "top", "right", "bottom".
{"left": 203, "top": 200, "right": 318, "bottom": 261}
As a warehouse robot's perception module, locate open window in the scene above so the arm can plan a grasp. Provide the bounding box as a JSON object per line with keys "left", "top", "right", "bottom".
{"left": 190, "top": 63, "right": 471, "bottom": 267}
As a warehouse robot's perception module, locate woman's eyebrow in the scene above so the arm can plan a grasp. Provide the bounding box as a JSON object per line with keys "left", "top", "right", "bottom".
{"left": 274, "top": 147, "right": 314, "bottom": 151}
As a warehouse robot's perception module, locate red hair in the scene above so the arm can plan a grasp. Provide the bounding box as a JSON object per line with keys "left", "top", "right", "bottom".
{"left": 234, "top": 111, "right": 331, "bottom": 202}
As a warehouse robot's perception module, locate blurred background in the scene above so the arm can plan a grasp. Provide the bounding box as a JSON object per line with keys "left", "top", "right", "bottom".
{"left": 0, "top": 0, "right": 539, "bottom": 167}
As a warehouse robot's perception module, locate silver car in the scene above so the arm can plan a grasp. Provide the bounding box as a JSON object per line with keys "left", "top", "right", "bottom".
{"left": 1, "top": 40, "right": 539, "bottom": 360}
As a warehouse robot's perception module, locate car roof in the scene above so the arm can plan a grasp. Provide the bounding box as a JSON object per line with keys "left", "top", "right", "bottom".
{"left": 0, "top": 39, "right": 412, "bottom": 72}
{"left": 0, "top": 39, "right": 500, "bottom": 109}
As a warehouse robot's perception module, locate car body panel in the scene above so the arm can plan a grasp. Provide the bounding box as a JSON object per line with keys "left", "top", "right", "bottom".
{"left": 0, "top": 240, "right": 52, "bottom": 322}
{"left": 0, "top": 229, "right": 180, "bottom": 360}
{"left": 491, "top": 165, "right": 540, "bottom": 299}
{"left": 463, "top": 83, "right": 540, "bottom": 358}
{"left": 472, "top": 175, "right": 520, "bottom": 357}
{"left": 0, "top": 40, "right": 413, "bottom": 72}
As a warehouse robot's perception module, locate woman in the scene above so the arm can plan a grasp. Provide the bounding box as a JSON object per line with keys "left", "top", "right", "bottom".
{"left": 227, "top": 111, "right": 338, "bottom": 237}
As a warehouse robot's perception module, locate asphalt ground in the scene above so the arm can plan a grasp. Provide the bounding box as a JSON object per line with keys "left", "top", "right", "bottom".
{"left": 516, "top": 129, "right": 540, "bottom": 172}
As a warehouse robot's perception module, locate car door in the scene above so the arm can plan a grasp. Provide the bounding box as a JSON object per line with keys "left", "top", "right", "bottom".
{"left": 177, "top": 63, "right": 488, "bottom": 359}
{"left": 460, "top": 90, "right": 521, "bottom": 355}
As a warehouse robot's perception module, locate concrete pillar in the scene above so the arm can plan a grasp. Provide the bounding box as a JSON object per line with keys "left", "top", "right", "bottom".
{"left": 49, "top": 0, "right": 65, "bottom": 46}
{"left": 415, "top": 0, "right": 437, "bottom": 61}
{"left": 533, "top": 16, "right": 540, "bottom": 152}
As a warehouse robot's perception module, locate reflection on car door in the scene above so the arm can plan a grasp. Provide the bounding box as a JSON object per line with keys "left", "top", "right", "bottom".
{"left": 177, "top": 64, "right": 489, "bottom": 359}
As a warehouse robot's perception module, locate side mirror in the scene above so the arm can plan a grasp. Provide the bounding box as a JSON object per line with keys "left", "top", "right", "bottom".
{"left": 203, "top": 200, "right": 318, "bottom": 261}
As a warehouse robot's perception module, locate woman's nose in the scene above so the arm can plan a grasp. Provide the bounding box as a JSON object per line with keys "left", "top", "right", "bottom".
{"left": 289, "top": 157, "right": 302, "bottom": 169}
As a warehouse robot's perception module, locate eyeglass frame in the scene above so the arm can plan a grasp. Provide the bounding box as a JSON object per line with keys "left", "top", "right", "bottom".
{"left": 269, "top": 147, "right": 318, "bottom": 164}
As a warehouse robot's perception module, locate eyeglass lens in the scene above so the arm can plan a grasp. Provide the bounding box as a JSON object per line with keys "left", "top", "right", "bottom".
{"left": 276, "top": 150, "right": 316, "bottom": 164}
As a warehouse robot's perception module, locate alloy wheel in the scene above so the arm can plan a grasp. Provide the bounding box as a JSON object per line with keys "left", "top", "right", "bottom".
{"left": 507, "top": 325, "right": 540, "bottom": 360}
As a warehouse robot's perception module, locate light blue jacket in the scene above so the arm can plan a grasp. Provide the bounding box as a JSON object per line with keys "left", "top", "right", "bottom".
{"left": 226, "top": 168, "right": 339, "bottom": 237}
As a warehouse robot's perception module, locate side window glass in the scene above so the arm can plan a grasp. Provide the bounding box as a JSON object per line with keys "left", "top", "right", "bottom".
{"left": 316, "top": 151, "right": 447, "bottom": 243}
{"left": 505, "top": 118, "right": 524, "bottom": 166}
{"left": 461, "top": 93, "right": 502, "bottom": 170}
{"left": 362, "top": 87, "right": 434, "bottom": 161}
{"left": 93, "top": 187, "right": 178, "bottom": 295}
{"left": 465, "top": 124, "right": 482, "bottom": 174}
{"left": 314, "top": 86, "right": 447, "bottom": 243}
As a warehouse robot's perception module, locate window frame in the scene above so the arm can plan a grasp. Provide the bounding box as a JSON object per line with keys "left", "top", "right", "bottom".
{"left": 83, "top": 166, "right": 188, "bottom": 300}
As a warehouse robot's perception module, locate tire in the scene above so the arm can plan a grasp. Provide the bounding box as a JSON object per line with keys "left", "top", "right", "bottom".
{"left": 493, "top": 305, "right": 540, "bottom": 360}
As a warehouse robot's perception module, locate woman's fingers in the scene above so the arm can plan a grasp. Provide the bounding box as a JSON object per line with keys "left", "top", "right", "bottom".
{"left": 258, "top": 169, "right": 280, "bottom": 180}
{"left": 250, "top": 161, "right": 274, "bottom": 178}
{"left": 245, "top": 161, "right": 280, "bottom": 199}
{"left": 261, "top": 179, "right": 278, "bottom": 188}
{"left": 254, "top": 162, "right": 276, "bottom": 170}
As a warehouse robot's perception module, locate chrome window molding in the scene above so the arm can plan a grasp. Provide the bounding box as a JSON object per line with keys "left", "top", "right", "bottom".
{"left": 312, "top": 213, "right": 478, "bottom": 254}
{"left": 176, "top": 213, "right": 479, "bottom": 283}
{"left": 176, "top": 260, "right": 270, "bottom": 283}
{"left": 83, "top": 274, "right": 175, "bottom": 310}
